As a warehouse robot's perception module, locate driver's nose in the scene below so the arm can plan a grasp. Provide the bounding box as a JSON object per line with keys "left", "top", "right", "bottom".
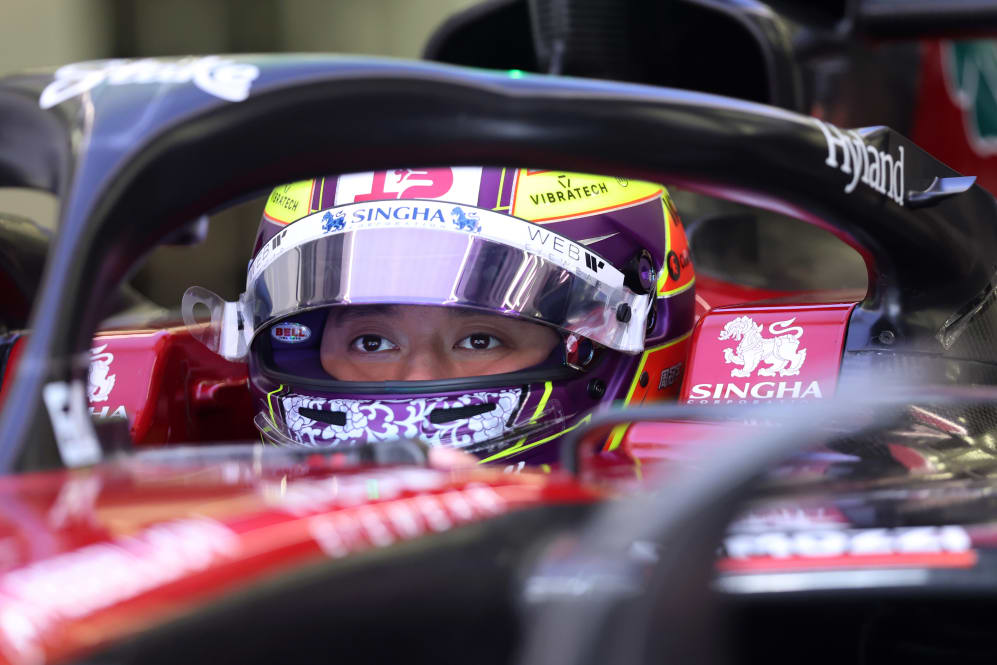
{"left": 399, "top": 347, "right": 458, "bottom": 381}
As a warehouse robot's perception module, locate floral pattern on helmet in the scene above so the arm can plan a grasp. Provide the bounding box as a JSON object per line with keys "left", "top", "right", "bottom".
{"left": 281, "top": 389, "right": 524, "bottom": 448}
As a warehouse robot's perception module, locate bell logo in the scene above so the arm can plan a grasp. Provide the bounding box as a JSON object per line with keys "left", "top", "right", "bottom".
{"left": 719, "top": 316, "right": 807, "bottom": 378}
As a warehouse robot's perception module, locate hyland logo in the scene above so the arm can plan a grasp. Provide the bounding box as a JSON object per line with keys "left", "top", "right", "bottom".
{"left": 814, "top": 119, "right": 905, "bottom": 205}
{"left": 450, "top": 206, "right": 481, "bottom": 233}
{"left": 322, "top": 210, "right": 346, "bottom": 232}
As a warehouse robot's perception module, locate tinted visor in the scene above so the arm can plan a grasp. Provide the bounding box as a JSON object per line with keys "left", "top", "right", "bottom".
{"left": 245, "top": 201, "right": 649, "bottom": 353}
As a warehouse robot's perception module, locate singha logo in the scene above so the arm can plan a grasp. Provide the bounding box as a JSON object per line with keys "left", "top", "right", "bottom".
{"left": 88, "top": 344, "right": 116, "bottom": 403}
{"left": 322, "top": 210, "right": 346, "bottom": 232}
{"left": 451, "top": 206, "right": 481, "bottom": 232}
{"left": 719, "top": 316, "right": 807, "bottom": 378}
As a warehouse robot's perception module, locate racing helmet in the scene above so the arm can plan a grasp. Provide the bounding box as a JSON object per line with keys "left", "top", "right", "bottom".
{"left": 183, "top": 167, "right": 695, "bottom": 465}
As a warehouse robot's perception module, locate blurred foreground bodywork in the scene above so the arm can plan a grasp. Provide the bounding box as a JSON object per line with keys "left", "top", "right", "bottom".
{"left": 1, "top": 46, "right": 997, "bottom": 664}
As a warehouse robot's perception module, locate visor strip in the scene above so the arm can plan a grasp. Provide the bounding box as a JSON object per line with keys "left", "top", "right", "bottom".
{"left": 247, "top": 200, "right": 624, "bottom": 290}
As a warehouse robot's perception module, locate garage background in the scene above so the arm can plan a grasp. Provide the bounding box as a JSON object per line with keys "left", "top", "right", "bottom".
{"left": 0, "top": 0, "right": 477, "bottom": 310}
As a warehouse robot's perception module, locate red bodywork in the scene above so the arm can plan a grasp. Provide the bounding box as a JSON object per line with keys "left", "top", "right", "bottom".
{"left": 3, "top": 36, "right": 996, "bottom": 665}
{"left": 0, "top": 461, "right": 600, "bottom": 665}
{"left": 14, "top": 327, "right": 258, "bottom": 446}
{"left": 597, "top": 299, "right": 856, "bottom": 473}
{"left": 0, "top": 280, "right": 867, "bottom": 664}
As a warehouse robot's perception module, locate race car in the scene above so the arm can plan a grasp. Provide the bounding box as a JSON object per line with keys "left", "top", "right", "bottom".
{"left": 1, "top": 49, "right": 997, "bottom": 665}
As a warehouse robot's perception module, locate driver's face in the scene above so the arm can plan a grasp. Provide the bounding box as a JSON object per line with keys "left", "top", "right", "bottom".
{"left": 320, "top": 305, "right": 560, "bottom": 381}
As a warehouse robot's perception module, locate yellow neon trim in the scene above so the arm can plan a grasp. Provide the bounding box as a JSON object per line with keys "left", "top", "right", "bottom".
{"left": 480, "top": 381, "right": 554, "bottom": 462}
{"left": 263, "top": 180, "right": 313, "bottom": 224}
{"left": 478, "top": 414, "right": 593, "bottom": 463}
{"left": 605, "top": 423, "right": 629, "bottom": 451}
{"left": 659, "top": 276, "right": 695, "bottom": 299}
{"left": 622, "top": 331, "right": 692, "bottom": 405}
{"left": 258, "top": 421, "right": 280, "bottom": 447}
{"left": 494, "top": 168, "right": 507, "bottom": 209}
{"left": 541, "top": 464, "right": 551, "bottom": 474}
{"left": 656, "top": 194, "right": 694, "bottom": 296}
{"left": 529, "top": 381, "right": 554, "bottom": 423}
{"left": 633, "top": 455, "right": 643, "bottom": 482}
{"left": 512, "top": 172, "right": 661, "bottom": 223}
{"left": 658, "top": 199, "right": 672, "bottom": 293}
{"left": 664, "top": 199, "right": 672, "bottom": 254}
{"left": 477, "top": 381, "right": 552, "bottom": 461}
{"left": 266, "top": 384, "right": 285, "bottom": 425}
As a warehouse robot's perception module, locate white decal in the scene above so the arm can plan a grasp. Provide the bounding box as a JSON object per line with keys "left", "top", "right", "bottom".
{"left": 814, "top": 118, "right": 905, "bottom": 205}
{"left": 48, "top": 474, "right": 102, "bottom": 529}
{"left": 87, "top": 344, "right": 115, "bottom": 403}
{"left": 724, "top": 525, "right": 971, "bottom": 559}
{"left": 88, "top": 405, "right": 126, "bottom": 419}
{"left": 578, "top": 232, "right": 618, "bottom": 246}
{"left": 271, "top": 322, "right": 311, "bottom": 344}
{"left": 0, "top": 520, "right": 238, "bottom": 663}
{"left": 305, "top": 486, "right": 508, "bottom": 559}
{"left": 43, "top": 381, "right": 101, "bottom": 468}
{"left": 719, "top": 316, "right": 807, "bottom": 378}
{"left": 333, "top": 168, "right": 483, "bottom": 206}
{"left": 267, "top": 469, "right": 449, "bottom": 516}
{"left": 282, "top": 389, "right": 523, "bottom": 449}
{"left": 247, "top": 199, "right": 626, "bottom": 290}
{"left": 730, "top": 507, "right": 845, "bottom": 532}
{"left": 39, "top": 56, "right": 260, "bottom": 109}
{"left": 686, "top": 380, "right": 822, "bottom": 402}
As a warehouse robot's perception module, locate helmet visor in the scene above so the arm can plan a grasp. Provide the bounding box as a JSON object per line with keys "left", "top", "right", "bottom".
{"left": 245, "top": 201, "right": 650, "bottom": 353}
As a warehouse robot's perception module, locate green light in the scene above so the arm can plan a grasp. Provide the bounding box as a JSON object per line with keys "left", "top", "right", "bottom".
{"left": 507, "top": 69, "right": 525, "bottom": 79}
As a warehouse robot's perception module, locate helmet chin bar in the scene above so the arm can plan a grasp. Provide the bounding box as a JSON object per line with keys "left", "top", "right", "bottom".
{"left": 254, "top": 394, "right": 570, "bottom": 458}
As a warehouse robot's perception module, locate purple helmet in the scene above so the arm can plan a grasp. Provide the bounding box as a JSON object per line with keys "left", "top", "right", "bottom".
{"left": 183, "top": 167, "right": 695, "bottom": 465}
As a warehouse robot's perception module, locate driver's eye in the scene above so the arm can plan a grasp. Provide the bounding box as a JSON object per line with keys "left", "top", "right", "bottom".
{"left": 351, "top": 334, "right": 398, "bottom": 353}
{"left": 456, "top": 333, "right": 501, "bottom": 351}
